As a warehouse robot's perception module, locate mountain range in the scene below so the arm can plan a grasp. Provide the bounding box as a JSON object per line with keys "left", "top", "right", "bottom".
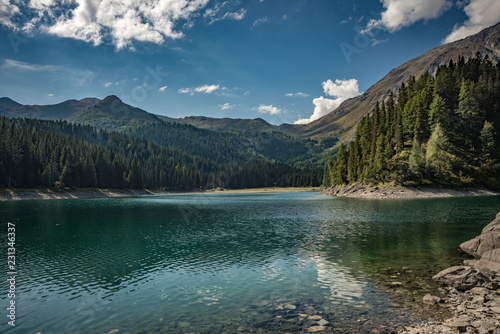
{"left": 1, "top": 22, "right": 499, "bottom": 143}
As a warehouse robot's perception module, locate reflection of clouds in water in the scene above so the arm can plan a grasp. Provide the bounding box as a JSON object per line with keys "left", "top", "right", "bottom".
{"left": 312, "top": 253, "right": 367, "bottom": 307}
{"left": 261, "top": 257, "right": 284, "bottom": 281}
{"left": 196, "top": 286, "right": 224, "bottom": 306}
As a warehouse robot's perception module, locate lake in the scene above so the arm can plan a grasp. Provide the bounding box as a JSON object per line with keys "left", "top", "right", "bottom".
{"left": 1, "top": 192, "right": 499, "bottom": 333}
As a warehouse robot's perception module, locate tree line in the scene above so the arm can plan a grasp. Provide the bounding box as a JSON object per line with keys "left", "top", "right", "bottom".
{"left": 0, "top": 117, "right": 322, "bottom": 190}
{"left": 324, "top": 54, "right": 500, "bottom": 188}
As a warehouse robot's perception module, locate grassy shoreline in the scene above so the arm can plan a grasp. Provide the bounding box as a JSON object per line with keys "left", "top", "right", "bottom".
{"left": 0, "top": 186, "right": 319, "bottom": 201}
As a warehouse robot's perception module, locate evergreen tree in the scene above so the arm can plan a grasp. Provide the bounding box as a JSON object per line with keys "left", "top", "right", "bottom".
{"left": 480, "top": 120, "right": 496, "bottom": 167}
{"left": 331, "top": 144, "right": 348, "bottom": 185}
{"left": 457, "top": 80, "right": 485, "bottom": 151}
{"left": 409, "top": 139, "right": 425, "bottom": 177}
{"left": 426, "top": 124, "right": 452, "bottom": 179}
{"left": 428, "top": 94, "right": 447, "bottom": 132}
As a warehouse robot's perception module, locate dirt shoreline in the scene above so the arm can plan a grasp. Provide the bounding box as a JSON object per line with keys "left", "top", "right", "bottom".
{"left": 0, "top": 187, "right": 318, "bottom": 201}
{"left": 320, "top": 183, "right": 500, "bottom": 199}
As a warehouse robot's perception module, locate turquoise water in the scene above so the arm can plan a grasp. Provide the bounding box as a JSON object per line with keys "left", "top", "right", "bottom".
{"left": 0, "top": 192, "right": 499, "bottom": 333}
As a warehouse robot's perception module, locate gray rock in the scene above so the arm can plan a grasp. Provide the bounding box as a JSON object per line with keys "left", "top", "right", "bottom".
{"left": 281, "top": 323, "right": 301, "bottom": 331}
{"left": 178, "top": 322, "right": 190, "bottom": 328}
{"left": 432, "top": 266, "right": 488, "bottom": 291}
{"left": 423, "top": 294, "right": 440, "bottom": 304}
{"left": 317, "top": 319, "right": 329, "bottom": 326}
{"left": 474, "top": 249, "right": 500, "bottom": 275}
{"left": 485, "top": 281, "right": 499, "bottom": 289}
{"left": 446, "top": 320, "right": 469, "bottom": 332}
{"left": 471, "top": 319, "right": 497, "bottom": 331}
{"left": 469, "top": 287, "right": 488, "bottom": 295}
{"left": 481, "top": 212, "right": 500, "bottom": 233}
{"left": 460, "top": 232, "right": 500, "bottom": 258}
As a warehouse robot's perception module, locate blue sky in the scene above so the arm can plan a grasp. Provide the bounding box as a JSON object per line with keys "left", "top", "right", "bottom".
{"left": 0, "top": 0, "right": 499, "bottom": 125}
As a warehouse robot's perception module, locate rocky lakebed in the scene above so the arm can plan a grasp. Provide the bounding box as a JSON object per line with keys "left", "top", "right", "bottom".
{"left": 399, "top": 212, "right": 500, "bottom": 334}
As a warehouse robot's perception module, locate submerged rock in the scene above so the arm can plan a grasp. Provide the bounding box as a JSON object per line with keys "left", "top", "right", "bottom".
{"left": 422, "top": 294, "right": 440, "bottom": 304}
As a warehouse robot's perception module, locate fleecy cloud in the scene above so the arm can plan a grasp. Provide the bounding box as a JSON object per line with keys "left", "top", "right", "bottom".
{"left": 0, "top": 0, "right": 213, "bottom": 50}
{"left": 178, "top": 84, "right": 221, "bottom": 95}
{"left": 286, "top": 92, "right": 309, "bottom": 97}
{"left": 219, "top": 102, "right": 234, "bottom": 110}
{"left": 294, "top": 79, "right": 360, "bottom": 125}
{"left": 2, "top": 59, "right": 94, "bottom": 86}
{"left": 258, "top": 104, "right": 281, "bottom": 115}
{"left": 364, "top": 0, "right": 451, "bottom": 33}
{"left": 443, "top": 0, "right": 500, "bottom": 43}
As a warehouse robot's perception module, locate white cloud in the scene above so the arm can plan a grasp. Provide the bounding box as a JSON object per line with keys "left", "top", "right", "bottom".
{"left": 258, "top": 104, "right": 281, "bottom": 115}
{"left": 219, "top": 102, "right": 234, "bottom": 110}
{"left": 251, "top": 17, "right": 269, "bottom": 30}
{"left": 195, "top": 84, "right": 220, "bottom": 94}
{"left": 3, "top": 59, "right": 56, "bottom": 71}
{"left": 443, "top": 0, "right": 500, "bottom": 43}
{"left": 286, "top": 92, "right": 309, "bottom": 97}
{"left": 0, "top": 0, "right": 20, "bottom": 30}
{"left": 364, "top": 0, "right": 451, "bottom": 33}
{"left": 322, "top": 79, "right": 360, "bottom": 100}
{"left": 294, "top": 78, "right": 360, "bottom": 124}
{"left": 294, "top": 97, "right": 341, "bottom": 124}
{"left": 158, "top": 85, "right": 168, "bottom": 92}
{"left": 0, "top": 0, "right": 211, "bottom": 50}
{"left": 47, "top": 93, "right": 54, "bottom": 97}
{"left": 104, "top": 81, "right": 113, "bottom": 87}
{"left": 2, "top": 59, "right": 94, "bottom": 86}
{"left": 222, "top": 9, "right": 246, "bottom": 21}
{"left": 178, "top": 87, "right": 191, "bottom": 94}
{"left": 178, "top": 84, "right": 220, "bottom": 95}
{"left": 203, "top": 2, "right": 246, "bottom": 24}
{"left": 371, "top": 38, "right": 389, "bottom": 46}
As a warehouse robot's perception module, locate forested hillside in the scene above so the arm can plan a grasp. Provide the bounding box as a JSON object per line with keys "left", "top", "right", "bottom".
{"left": 0, "top": 117, "right": 322, "bottom": 190}
{"left": 325, "top": 54, "right": 500, "bottom": 188}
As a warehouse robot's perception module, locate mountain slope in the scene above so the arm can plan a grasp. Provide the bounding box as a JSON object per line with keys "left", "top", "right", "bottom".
{"left": 73, "top": 95, "right": 160, "bottom": 130}
{"left": 284, "top": 21, "right": 500, "bottom": 141}
{"left": 0, "top": 98, "right": 95, "bottom": 121}
{"left": 0, "top": 97, "right": 22, "bottom": 108}
{"left": 157, "top": 115, "right": 279, "bottom": 134}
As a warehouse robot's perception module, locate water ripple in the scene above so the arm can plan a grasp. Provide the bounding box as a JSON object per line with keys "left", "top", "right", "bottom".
{"left": 0, "top": 193, "right": 498, "bottom": 333}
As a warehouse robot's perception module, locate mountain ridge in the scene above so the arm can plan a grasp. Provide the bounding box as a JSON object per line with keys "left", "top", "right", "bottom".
{"left": 0, "top": 97, "right": 22, "bottom": 108}
{"left": 0, "top": 99, "right": 96, "bottom": 121}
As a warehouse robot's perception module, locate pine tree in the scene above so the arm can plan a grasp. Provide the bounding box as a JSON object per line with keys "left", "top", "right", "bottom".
{"left": 480, "top": 120, "right": 496, "bottom": 167}
{"left": 428, "top": 94, "right": 447, "bottom": 132}
{"left": 332, "top": 144, "right": 348, "bottom": 185}
{"left": 457, "top": 79, "right": 485, "bottom": 151}
{"left": 347, "top": 141, "right": 358, "bottom": 182}
{"left": 409, "top": 139, "right": 425, "bottom": 177}
{"left": 426, "top": 124, "right": 452, "bottom": 180}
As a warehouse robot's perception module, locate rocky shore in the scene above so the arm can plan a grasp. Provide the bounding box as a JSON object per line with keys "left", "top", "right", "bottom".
{"left": 399, "top": 212, "right": 500, "bottom": 334}
{"left": 320, "top": 184, "right": 500, "bottom": 199}
{"left": 0, "top": 188, "right": 176, "bottom": 201}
